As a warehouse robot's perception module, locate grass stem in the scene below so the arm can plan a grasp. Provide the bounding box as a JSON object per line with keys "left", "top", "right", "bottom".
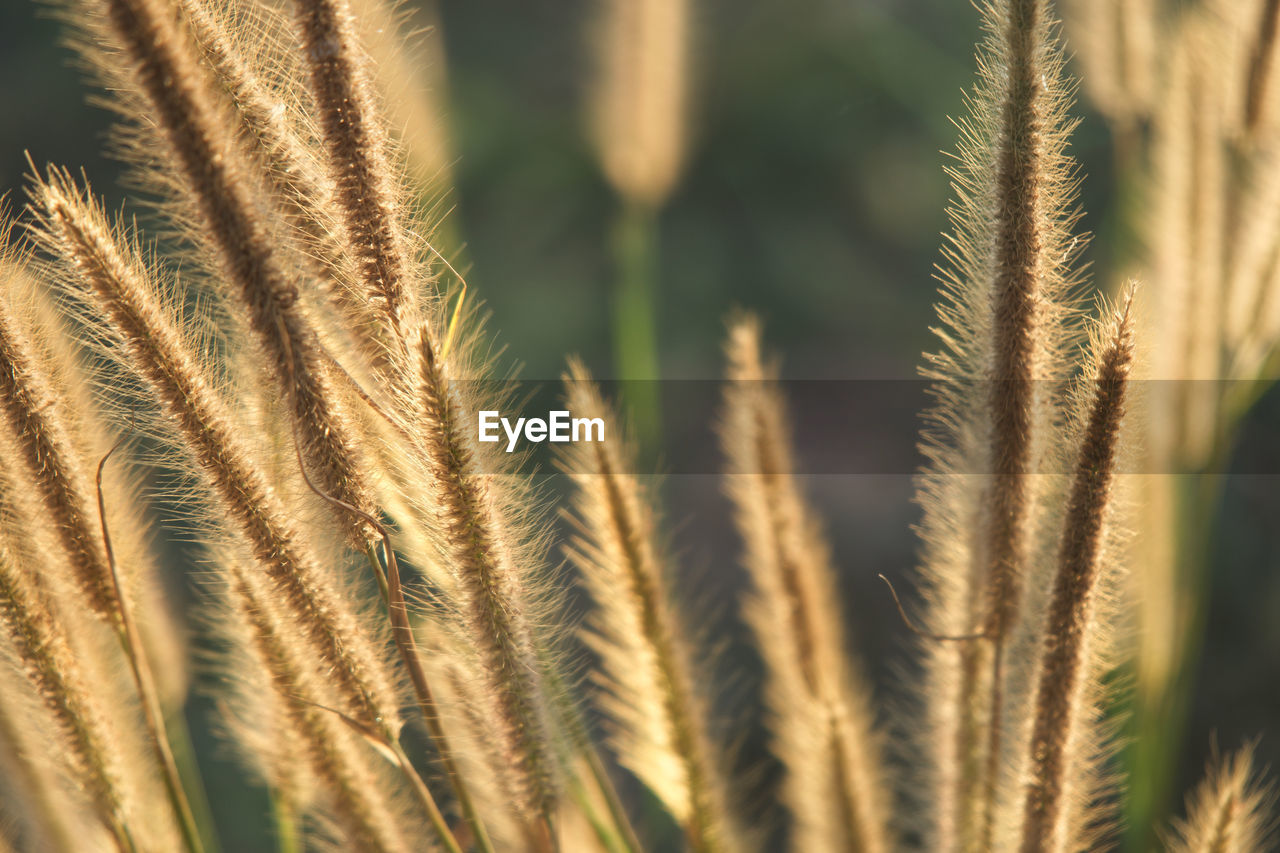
{"left": 611, "top": 202, "right": 662, "bottom": 454}
{"left": 96, "top": 444, "right": 206, "bottom": 853}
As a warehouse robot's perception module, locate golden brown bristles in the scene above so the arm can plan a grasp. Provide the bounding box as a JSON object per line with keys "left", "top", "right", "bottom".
{"left": 89, "top": 0, "right": 378, "bottom": 547}
{"left": 983, "top": 0, "right": 1050, "bottom": 647}
{"left": 223, "top": 560, "right": 417, "bottom": 853}
{"left": 348, "top": 0, "right": 455, "bottom": 195}
{"left": 30, "top": 168, "right": 431, "bottom": 847}
{"left": 0, "top": 693, "right": 88, "bottom": 853}
{"left": 920, "top": 1, "right": 1084, "bottom": 848}
{"left": 1166, "top": 745, "right": 1277, "bottom": 853}
{"left": 415, "top": 329, "right": 558, "bottom": 837}
{"left": 1018, "top": 296, "right": 1134, "bottom": 853}
{"left": 177, "top": 0, "right": 350, "bottom": 284}
{"left": 290, "top": 0, "right": 415, "bottom": 360}
{"left": 0, "top": 547, "right": 131, "bottom": 851}
{"left": 178, "top": 0, "right": 399, "bottom": 375}
{"left": 721, "top": 317, "right": 891, "bottom": 853}
{"left": 0, "top": 272, "right": 116, "bottom": 625}
{"left": 563, "top": 361, "right": 738, "bottom": 852}
{"left": 2, "top": 0, "right": 1276, "bottom": 849}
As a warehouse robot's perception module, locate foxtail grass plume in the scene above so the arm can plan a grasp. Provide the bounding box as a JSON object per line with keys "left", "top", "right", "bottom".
{"left": 0, "top": 682, "right": 96, "bottom": 852}
{"left": 0, "top": 256, "right": 118, "bottom": 626}
{"left": 1166, "top": 745, "right": 1278, "bottom": 853}
{"left": 720, "top": 317, "right": 891, "bottom": 853}
{"left": 0, "top": 0, "right": 1273, "bottom": 850}
{"left": 350, "top": 0, "right": 456, "bottom": 195}
{"left": 73, "top": 0, "right": 382, "bottom": 547}
{"left": 0, "top": 541, "right": 135, "bottom": 852}
{"left": 219, "top": 553, "right": 422, "bottom": 852}
{"left": 591, "top": 0, "right": 689, "bottom": 209}
{"left": 29, "top": 170, "right": 402, "bottom": 738}
{"left": 916, "top": 0, "right": 1084, "bottom": 847}
{"left": 412, "top": 327, "right": 559, "bottom": 846}
{"left": 562, "top": 360, "right": 739, "bottom": 852}
{"left": 290, "top": 0, "right": 421, "bottom": 369}
{"left": 1063, "top": 0, "right": 1157, "bottom": 130}
{"left": 1017, "top": 295, "right": 1135, "bottom": 853}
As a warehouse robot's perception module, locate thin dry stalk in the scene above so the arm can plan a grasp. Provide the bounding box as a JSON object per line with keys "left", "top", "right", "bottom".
{"left": 721, "top": 318, "right": 890, "bottom": 853}
{"left": 0, "top": 546, "right": 133, "bottom": 852}
{"left": 95, "top": 447, "right": 204, "bottom": 853}
{"left": 1018, "top": 299, "right": 1134, "bottom": 853}
{"left": 564, "top": 362, "right": 738, "bottom": 853}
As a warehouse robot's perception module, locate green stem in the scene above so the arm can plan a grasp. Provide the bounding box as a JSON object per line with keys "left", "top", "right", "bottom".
{"left": 165, "top": 707, "right": 223, "bottom": 853}
{"left": 271, "top": 791, "right": 300, "bottom": 853}
{"left": 611, "top": 201, "right": 662, "bottom": 455}
{"left": 96, "top": 450, "right": 206, "bottom": 853}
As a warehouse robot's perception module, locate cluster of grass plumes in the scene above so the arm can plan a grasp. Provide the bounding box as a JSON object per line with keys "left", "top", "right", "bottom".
{"left": 0, "top": 0, "right": 1276, "bottom": 851}
{"left": 1065, "top": 0, "right": 1280, "bottom": 844}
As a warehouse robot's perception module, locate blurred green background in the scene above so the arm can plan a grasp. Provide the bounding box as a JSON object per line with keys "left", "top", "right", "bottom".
{"left": 1, "top": 0, "right": 1276, "bottom": 849}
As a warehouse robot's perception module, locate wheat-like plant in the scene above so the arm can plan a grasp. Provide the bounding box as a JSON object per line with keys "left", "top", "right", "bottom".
{"left": 0, "top": 0, "right": 1275, "bottom": 851}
